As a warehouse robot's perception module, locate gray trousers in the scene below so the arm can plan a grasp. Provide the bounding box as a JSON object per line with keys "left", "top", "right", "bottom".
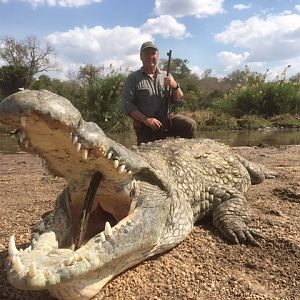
{"left": 133, "top": 114, "right": 197, "bottom": 145}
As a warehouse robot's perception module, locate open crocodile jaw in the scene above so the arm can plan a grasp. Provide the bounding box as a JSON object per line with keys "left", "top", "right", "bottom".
{"left": 1, "top": 90, "right": 172, "bottom": 300}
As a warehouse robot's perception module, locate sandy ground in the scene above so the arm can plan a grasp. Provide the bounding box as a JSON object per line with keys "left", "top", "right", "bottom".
{"left": 0, "top": 145, "right": 299, "bottom": 300}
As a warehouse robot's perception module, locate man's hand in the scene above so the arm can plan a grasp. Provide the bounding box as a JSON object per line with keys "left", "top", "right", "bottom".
{"left": 164, "top": 75, "right": 177, "bottom": 89}
{"left": 144, "top": 117, "right": 163, "bottom": 131}
{"left": 129, "top": 110, "right": 163, "bottom": 131}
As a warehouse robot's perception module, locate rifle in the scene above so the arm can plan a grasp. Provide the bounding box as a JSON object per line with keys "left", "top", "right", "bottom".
{"left": 75, "top": 171, "right": 103, "bottom": 250}
{"left": 161, "top": 50, "right": 172, "bottom": 133}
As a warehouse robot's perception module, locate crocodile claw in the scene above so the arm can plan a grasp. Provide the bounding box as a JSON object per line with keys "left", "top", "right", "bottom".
{"left": 226, "top": 227, "right": 263, "bottom": 247}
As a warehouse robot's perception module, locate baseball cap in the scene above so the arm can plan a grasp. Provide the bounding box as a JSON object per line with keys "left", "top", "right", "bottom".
{"left": 140, "top": 41, "right": 158, "bottom": 53}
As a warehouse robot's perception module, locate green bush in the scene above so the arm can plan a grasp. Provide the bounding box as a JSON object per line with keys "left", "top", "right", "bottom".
{"left": 237, "top": 115, "right": 272, "bottom": 130}
{"left": 214, "top": 67, "right": 300, "bottom": 118}
{"left": 79, "top": 75, "right": 130, "bottom": 133}
{"left": 270, "top": 114, "right": 300, "bottom": 127}
{"left": 202, "top": 112, "right": 238, "bottom": 130}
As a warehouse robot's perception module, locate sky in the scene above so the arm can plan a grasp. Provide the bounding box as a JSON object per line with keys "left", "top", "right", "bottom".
{"left": 1, "top": 0, "right": 300, "bottom": 80}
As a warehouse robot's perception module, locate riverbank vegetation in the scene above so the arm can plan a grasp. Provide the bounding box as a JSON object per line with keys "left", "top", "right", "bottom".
{"left": 1, "top": 36, "right": 300, "bottom": 133}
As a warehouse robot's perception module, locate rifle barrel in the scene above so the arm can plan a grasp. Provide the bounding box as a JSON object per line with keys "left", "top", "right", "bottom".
{"left": 162, "top": 50, "right": 173, "bottom": 131}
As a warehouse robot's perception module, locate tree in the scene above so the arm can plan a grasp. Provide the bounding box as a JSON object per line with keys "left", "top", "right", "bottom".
{"left": 64, "top": 73, "right": 128, "bottom": 132}
{"left": 223, "top": 69, "right": 250, "bottom": 89}
{"left": 0, "top": 65, "right": 30, "bottom": 97}
{"left": 159, "top": 57, "right": 191, "bottom": 81}
{"left": 77, "top": 64, "right": 103, "bottom": 85}
{"left": 0, "top": 35, "right": 59, "bottom": 88}
{"left": 290, "top": 72, "right": 300, "bottom": 83}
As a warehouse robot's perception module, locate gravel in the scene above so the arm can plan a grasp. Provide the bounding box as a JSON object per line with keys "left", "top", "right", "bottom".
{"left": 0, "top": 145, "right": 299, "bottom": 300}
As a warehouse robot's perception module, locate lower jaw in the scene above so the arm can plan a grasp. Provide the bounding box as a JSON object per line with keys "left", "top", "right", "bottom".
{"left": 49, "top": 270, "right": 113, "bottom": 300}
{"left": 48, "top": 246, "right": 153, "bottom": 300}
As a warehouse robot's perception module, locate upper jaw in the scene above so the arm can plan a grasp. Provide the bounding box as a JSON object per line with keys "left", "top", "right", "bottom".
{"left": 0, "top": 90, "right": 148, "bottom": 179}
{"left": 0, "top": 89, "right": 81, "bottom": 129}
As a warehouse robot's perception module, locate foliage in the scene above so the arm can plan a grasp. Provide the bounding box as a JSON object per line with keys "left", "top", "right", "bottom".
{"left": 214, "top": 66, "right": 300, "bottom": 118}
{"left": 31, "top": 75, "right": 81, "bottom": 98}
{"left": 0, "top": 65, "right": 30, "bottom": 97}
{"left": 181, "top": 110, "right": 238, "bottom": 130}
{"left": 159, "top": 57, "right": 190, "bottom": 80}
{"left": 31, "top": 69, "right": 129, "bottom": 133}
{"left": 1, "top": 36, "right": 300, "bottom": 132}
{"left": 77, "top": 74, "right": 129, "bottom": 133}
{"left": 289, "top": 73, "right": 300, "bottom": 83}
{"left": 0, "top": 35, "right": 59, "bottom": 90}
{"left": 202, "top": 112, "right": 238, "bottom": 130}
{"left": 237, "top": 116, "right": 272, "bottom": 130}
{"left": 270, "top": 114, "right": 300, "bottom": 127}
{"left": 77, "top": 64, "right": 103, "bottom": 85}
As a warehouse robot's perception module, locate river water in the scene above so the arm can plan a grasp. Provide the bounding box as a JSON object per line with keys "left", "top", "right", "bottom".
{"left": 1, "top": 127, "right": 299, "bottom": 154}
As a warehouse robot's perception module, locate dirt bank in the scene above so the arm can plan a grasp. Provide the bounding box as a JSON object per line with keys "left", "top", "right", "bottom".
{"left": 0, "top": 145, "right": 299, "bottom": 300}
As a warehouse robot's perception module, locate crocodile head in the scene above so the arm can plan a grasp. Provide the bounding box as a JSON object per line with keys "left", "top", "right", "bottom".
{"left": 0, "top": 90, "right": 186, "bottom": 299}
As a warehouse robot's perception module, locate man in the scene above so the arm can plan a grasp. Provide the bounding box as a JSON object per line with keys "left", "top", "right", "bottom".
{"left": 123, "top": 41, "right": 197, "bottom": 145}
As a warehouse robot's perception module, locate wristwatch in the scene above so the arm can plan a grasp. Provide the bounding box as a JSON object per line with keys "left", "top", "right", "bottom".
{"left": 173, "top": 83, "right": 180, "bottom": 90}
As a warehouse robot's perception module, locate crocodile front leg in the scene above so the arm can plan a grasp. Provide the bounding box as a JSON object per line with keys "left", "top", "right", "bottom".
{"left": 212, "top": 187, "right": 262, "bottom": 246}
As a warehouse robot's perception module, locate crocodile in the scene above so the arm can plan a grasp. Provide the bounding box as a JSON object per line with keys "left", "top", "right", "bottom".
{"left": 0, "top": 90, "right": 275, "bottom": 300}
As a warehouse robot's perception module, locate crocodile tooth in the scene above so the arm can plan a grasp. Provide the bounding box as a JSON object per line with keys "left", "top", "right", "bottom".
{"left": 21, "top": 116, "right": 26, "bottom": 127}
{"left": 13, "top": 256, "right": 24, "bottom": 273}
{"left": 11, "top": 255, "right": 16, "bottom": 264}
{"left": 95, "top": 148, "right": 105, "bottom": 158}
{"left": 38, "top": 221, "right": 46, "bottom": 232}
{"left": 127, "top": 170, "right": 132, "bottom": 175}
{"left": 32, "top": 238, "right": 37, "bottom": 245}
{"left": 104, "top": 222, "right": 112, "bottom": 236}
{"left": 82, "top": 149, "right": 88, "bottom": 160}
{"left": 69, "top": 132, "right": 73, "bottom": 141}
{"left": 113, "top": 159, "right": 119, "bottom": 168}
{"left": 24, "top": 245, "right": 32, "bottom": 252}
{"left": 78, "top": 254, "right": 85, "bottom": 261}
{"left": 63, "top": 257, "right": 74, "bottom": 266}
{"left": 28, "top": 272, "right": 46, "bottom": 286}
{"left": 33, "top": 232, "right": 40, "bottom": 240}
{"left": 73, "top": 253, "right": 80, "bottom": 261}
{"left": 75, "top": 142, "right": 81, "bottom": 152}
{"left": 24, "top": 140, "right": 29, "bottom": 149}
{"left": 42, "top": 158, "right": 49, "bottom": 176}
{"left": 28, "top": 262, "right": 38, "bottom": 278}
{"left": 117, "top": 164, "right": 126, "bottom": 173}
{"left": 106, "top": 152, "right": 112, "bottom": 159}
{"left": 19, "top": 131, "right": 26, "bottom": 143}
{"left": 8, "top": 235, "right": 19, "bottom": 257}
{"left": 100, "top": 232, "right": 106, "bottom": 242}
{"left": 72, "top": 135, "right": 78, "bottom": 144}
{"left": 84, "top": 253, "right": 92, "bottom": 262}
